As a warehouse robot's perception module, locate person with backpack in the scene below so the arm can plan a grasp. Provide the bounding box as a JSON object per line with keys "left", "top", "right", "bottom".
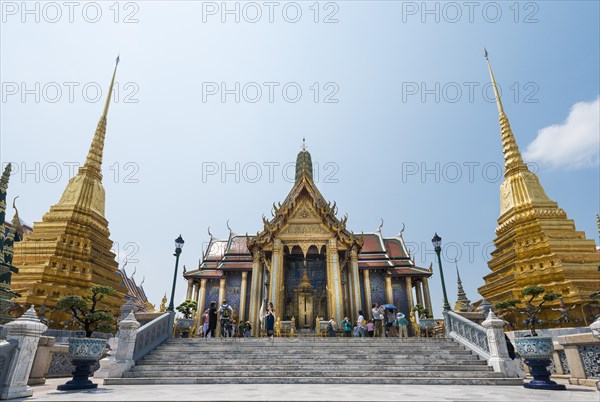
{"left": 219, "top": 299, "right": 233, "bottom": 338}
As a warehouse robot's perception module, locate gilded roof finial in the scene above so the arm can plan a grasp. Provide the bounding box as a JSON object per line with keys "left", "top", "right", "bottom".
{"left": 454, "top": 259, "right": 472, "bottom": 312}
{"left": 377, "top": 218, "right": 384, "bottom": 233}
{"left": 484, "top": 48, "right": 526, "bottom": 177}
{"left": 84, "top": 55, "right": 120, "bottom": 176}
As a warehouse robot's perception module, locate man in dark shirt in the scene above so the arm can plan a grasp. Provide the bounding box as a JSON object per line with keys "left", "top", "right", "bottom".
{"left": 207, "top": 301, "right": 217, "bottom": 338}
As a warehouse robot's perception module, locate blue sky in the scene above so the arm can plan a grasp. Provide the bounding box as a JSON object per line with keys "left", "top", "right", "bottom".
{"left": 1, "top": 1, "right": 599, "bottom": 316}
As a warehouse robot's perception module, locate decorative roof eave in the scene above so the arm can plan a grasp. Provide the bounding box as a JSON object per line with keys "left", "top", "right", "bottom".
{"left": 248, "top": 174, "right": 361, "bottom": 251}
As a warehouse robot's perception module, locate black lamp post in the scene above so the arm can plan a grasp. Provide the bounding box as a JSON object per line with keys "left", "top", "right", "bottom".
{"left": 432, "top": 233, "right": 451, "bottom": 311}
{"left": 168, "top": 235, "right": 185, "bottom": 312}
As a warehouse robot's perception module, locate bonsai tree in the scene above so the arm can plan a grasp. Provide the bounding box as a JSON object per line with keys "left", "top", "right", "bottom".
{"left": 176, "top": 300, "right": 197, "bottom": 320}
{"left": 495, "top": 285, "right": 560, "bottom": 336}
{"left": 56, "top": 285, "right": 117, "bottom": 337}
{"left": 412, "top": 304, "right": 431, "bottom": 319}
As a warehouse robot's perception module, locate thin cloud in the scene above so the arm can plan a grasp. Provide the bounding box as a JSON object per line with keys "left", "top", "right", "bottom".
{"left": 524, "top": 97, "right": 600, "bottom": 169}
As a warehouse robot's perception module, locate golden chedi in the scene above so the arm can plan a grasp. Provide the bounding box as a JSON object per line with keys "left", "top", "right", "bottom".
{"left": 11, "top": 57, "right": 128, "bottom": 326}
{"left": 478, "top": 50, "right": 600, "bottom": 326}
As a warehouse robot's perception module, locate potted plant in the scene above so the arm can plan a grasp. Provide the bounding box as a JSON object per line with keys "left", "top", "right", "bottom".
{"left": 55, "top": 285, "right": 116, "bottom": 390}
{"left": 495, "top": 285, "right": 564, "bottom": 390}
{"left": 412, "top": 304, "right": 435, "bottom": 336}
{"left": 176, "top": 300, "right": 197, "bottom": 338}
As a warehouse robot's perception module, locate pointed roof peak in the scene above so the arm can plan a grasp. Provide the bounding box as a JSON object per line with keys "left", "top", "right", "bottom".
{"left": 83, "top": 55, "right": 120, "bottom": 177}
{"left": 484, "top": 49, "right": 527, "bottom": 176}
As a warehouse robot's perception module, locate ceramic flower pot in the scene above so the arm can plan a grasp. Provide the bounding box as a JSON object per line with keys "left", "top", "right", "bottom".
{"left": 514, "top": 336, "right": 554, "bottom": 359}
{"left": 177, "top": 318, "right": 194, "bottom": 338}
{"left": 514, "top": 336, "right": 565, "bottom": 390}
{"left": 57, "top": 337, "right": 107, "bottom": 391}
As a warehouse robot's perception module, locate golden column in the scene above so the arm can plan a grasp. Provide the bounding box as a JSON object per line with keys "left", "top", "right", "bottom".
{"left": 385, "top": 276, "right": 393, "bottom": 305}
{"left": 415, "top": 280, "right": 424, "bottom": 306}
{"left": 239, "top": 271, "right": 248, "bottom": 322}
{"left": 326, "top": 239, "right": 343, "bottom": 324}
{"left": 363, "top": 269, "right": 372, "bottom": 313}
{"left": 186, "top": 281, "right": 193, "bottom": 300}
{"left": 349, "top": 248, "right": 362, "bottom": 316}
{"left": 218, "top": 278, "right": 226, "bottom": 304}
{"left": 197, "top": 279, "right": 207, "bottom": 315}
{"left": 405, "top": 276, "right": 414, "bottom": 312}
{"left": 269, "top": 239, "right": 284, "bottom": 319}
{"left": 422, "top": 277, "right": 433, "bottom": 313}
{"left": 248, "top": 251, "right": 263, "bottom": 336}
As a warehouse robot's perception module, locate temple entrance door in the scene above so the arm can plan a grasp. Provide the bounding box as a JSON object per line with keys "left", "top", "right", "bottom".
{"left": 297, "top": 291, "right": 313, "bottom": 329}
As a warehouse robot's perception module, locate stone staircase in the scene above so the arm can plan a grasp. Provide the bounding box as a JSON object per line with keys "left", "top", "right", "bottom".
{"left": 104, "top": 337, "right": 523, "bottom": 385}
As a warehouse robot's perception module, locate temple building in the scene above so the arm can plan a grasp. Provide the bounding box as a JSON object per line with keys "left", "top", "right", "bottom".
{"left": 478, "top": 51, "right": 600, "bottom": 325}
{"left": 184, "top": 145, "right": 433, "bottom": 335}
{"left": 10, "top": 57, "right": 138, "bottom": 326}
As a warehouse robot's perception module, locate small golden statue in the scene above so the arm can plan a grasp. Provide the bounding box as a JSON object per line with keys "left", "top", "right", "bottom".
{"left": 159, "top": 293, "right": 167, "bottom": 312}
{"left": 410, "top": 311, "right": 420, "bottom": 337}
{"left": 315, "top": 316, "right": 321, "bottom": 335}
{"left": 275, "top": 317, "right": 281, "bottom": 337}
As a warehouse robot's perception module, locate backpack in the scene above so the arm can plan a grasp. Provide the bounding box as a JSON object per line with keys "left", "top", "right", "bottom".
{"left": 222, "top": 306, "right": 231, "bottom": 318}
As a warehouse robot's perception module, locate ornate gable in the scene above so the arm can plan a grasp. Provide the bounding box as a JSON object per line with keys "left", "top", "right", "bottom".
{"left": 248, "top": 149, "right": 361, "bottom": 252}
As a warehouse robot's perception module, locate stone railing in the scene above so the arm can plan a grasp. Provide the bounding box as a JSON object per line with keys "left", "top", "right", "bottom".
{"left": 444, "top": 310, "right": 520, "bottom": 377}
{"left": 444, "top": 310, "right": 490, "bottom": 359}
{"left": 557, "top": 332, "right": 600, "bottom": 387}
{"left": 132, "top": 311, "right": 174, "bottom": 362}
{"left": 0, "top": 341, "right": 17, "bottom": 395}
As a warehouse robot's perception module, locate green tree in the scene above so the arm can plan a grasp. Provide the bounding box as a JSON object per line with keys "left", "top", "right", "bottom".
{"left": 495, "top": 286, "right": 560, "bottom": 336}
{"left": 56, "top": 285, "right": 117, "bottom": 337}
{"left": 176, "top": 300, "right": 197, "bottom": 319}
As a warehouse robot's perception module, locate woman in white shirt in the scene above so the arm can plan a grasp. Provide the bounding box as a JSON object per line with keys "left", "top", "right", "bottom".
{"left": 356, "top": 310, "right": 366, "bottom": 337}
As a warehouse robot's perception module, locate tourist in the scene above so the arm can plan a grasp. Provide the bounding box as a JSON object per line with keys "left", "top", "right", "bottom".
{"left": 265, "top": 302, "right": 275, "bottom": 338}
{"left": 342, "top": 317, "right": 352, "bottom": 337}
{"left": 207, "top": 301, "right": 217, "bottom": 338}
{"left": 396, "top": 311, "right": 409, "bottom": 339}
{"left": 237, "top": 320, "right": 245, "bottom": 338}
{"left": 385, "top": 309, "right": 395, "bottom": 337}
{"left": 201, "top": 309, "right": 209, "bottom": 337}
{"left": 327, "top": 317, "right": 336, "bottom": 337}
{"left": 366, "top": 319, "right": 375, "bottom": 337}
{"left": 219, "top": 299, "right": 234, "bottom": 338}
{"left": 372, "top": 303, "right": 384, "bottom": 337}
{"left": 356, "top": 310, "right": 366, "bottom": 337}
{"left": 244, "top": 321, "right": 252, "bottom": 337}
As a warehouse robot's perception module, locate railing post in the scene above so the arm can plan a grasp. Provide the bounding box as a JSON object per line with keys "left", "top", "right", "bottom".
{"left": 1, "top": 306, "right": 47, "bottom": 400}
{"left": 443, "top": 310, "right": 451, "bottom": 335}
{"left": 95, "top": 312, "right": 140, "bottom": 379}
{"left": 481, "top": 311, "right": 520, "bottom": 377}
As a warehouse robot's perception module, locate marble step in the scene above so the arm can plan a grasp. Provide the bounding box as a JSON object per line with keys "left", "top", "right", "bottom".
{"left": 157, "top": 345, "right": 467, "bottom": 351}
{"left": 130, "top": 363, "right": 491, "bottom": 372}
{"left": 150, "top": 349, "right": 470, "bottom": 356}
{"left": 122, "top": 369, "right": 505, "bottom": 379}
{"left": 105, "top": 377, "right": 524, "bottom": 386}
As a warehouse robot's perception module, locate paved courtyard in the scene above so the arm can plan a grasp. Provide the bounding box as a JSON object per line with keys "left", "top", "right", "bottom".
{"left": 14, "top": 378, "right": 599, "bottom": 401}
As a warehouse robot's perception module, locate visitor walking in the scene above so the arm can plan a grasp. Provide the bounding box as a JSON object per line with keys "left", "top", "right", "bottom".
{"left": 207, "top": 301, "right": 217, "bottom": 338}
{"left": 342, "top": 317, "right": 352, "bottom": 337}
{"left": 396, "top": 311, "right": 409, "bottom": 339}
{"left": 200, "top": 309, "right": 209, "bottom": 337}
{"left": 356, "top": 310, "right": 366, "bottom": 337}
{"left": 372, "top": 303, "right": 384, "bottom": 337}
{"left": 328, "top": 317, "right": 337, "bottom": 337}
{"left": 385, "top": 309, "right": 396, "bottom": 337}
{"left": 265, "top": 302, "right": 275, "bottom": 338}
{"left": 366, "top": 320, "right": 375, "bottom": 337}
{"left": 219, "top": 299, "right": 234, "bottom": 338}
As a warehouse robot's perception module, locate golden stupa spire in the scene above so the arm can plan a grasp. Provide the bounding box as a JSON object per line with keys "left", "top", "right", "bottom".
{"left": 484, "top": 48, "right": 527, "bottom": 177}
{"left": 83, "top": 55, "right": 120, "bottom": 178}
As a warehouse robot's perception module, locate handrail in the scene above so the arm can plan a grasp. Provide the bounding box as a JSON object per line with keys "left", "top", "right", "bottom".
{"left": 444, "top": 310, "right": 490, "bottom": 360}
{"left": 132, "top": 311, "right": 174, "bottom": 362}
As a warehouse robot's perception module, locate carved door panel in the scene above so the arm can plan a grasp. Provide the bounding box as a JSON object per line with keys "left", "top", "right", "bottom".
{"left": 298, "top": 293, "right": 313, "bottom": 328}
